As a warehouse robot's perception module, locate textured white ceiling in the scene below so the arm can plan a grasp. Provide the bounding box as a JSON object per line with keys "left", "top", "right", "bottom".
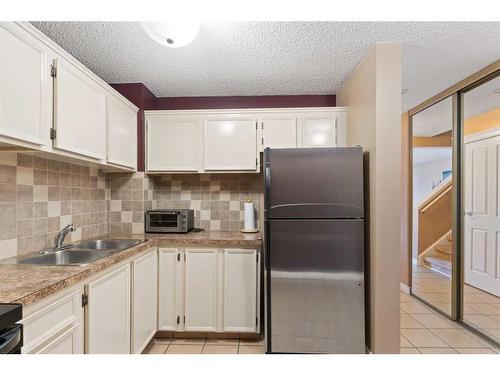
{"left": 31, "top": 21, "right": 500, "bottom": 111}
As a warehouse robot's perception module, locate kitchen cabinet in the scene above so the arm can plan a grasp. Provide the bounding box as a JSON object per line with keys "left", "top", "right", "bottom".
{"left": 223, "top": 249, "right": 258, "bottom": 332}
{"left": 299, "top": 111, "right": 347, "bottom": 147}
{"left": 260, "top": 116, "right": 297, "bottom": 150}
{"left": 86, "top": 263, "right": 131, "bottom": 354}
{"left": 107, "top": 94, "right": 137, "bottom": 170}
{"left": 131, "top": 250, "right": 158, "bottom": 354}
{"left": 184, "top": 248, "right": 218, "bottom": 331}
{"left": 147, "top": 116, "right": 201, "bottom": 172}
{"left": 20, "top": 288, "right": 83, "bottom": 354}
{"left": 157, "top": 247, "right": 260, "bottom": 333}
{"left": 0, "top": 23, "right": 50, "bottom": 147}
{"left": 52, "top": 57, "right": 106, "bottom": 160}
{"left": 204, "top": 118, "right": 257, "bottom": 171}
{"left": 158, "top": 248, "right": 183, "bottom": 331}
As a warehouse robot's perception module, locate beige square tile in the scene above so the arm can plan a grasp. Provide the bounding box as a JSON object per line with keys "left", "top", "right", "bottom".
{"left": 400, "top": 335, "right": 414, "bottom": 348}
{"left": 205, "top": 339, "right": 239, "bottom": 346}
{"left": 401, "top": 301, "right": 432, "bottom": 314}
{"left": 154, "top": 338, "right": 172, "bottom": 345}
{"left": 171, "top": 338, "right": 206, "bottom": 345}
{"left": 0, "top": 238, "right": 17, "bottom": 260}
{"left": 418, "top": 347, "right": 457, "bottom": 354}
{"left": 430, "top": 328, "right": 485, "bottom": 348}
{"left": 240, "top": 338, "right": 265, "bottom": 346}
{"left": 484, "top": 329, "right": 500, "bottom": 341}
{"left": 455, "top": 348, "right": 496, "bottom": 354}
{"left": 16, "top": 167, "right": 33, "bottom": 185}
{"left": 469, "top": 304, "right": 500, "bottom": 315}
{"left": 143, "top": 344, "right": 168, "bottom": 354}
{"left": 471, "top": 293, "right": 500, "bottom": 304}
{"left": 400, "top": 348, "right": 420, "bottom": 354}
{"left": 401, "top": 313, "right": 424, "bottom": 329}
{"left": 202, "top": 345, "right": 238, "bottom": 354}
{"left": 166, "top": 344, "right": 203, "bottom": 354}
{"left": 239, "top": 345, "right": 265, "bottom": 354}
{"left": 401, "top": 329, "right": 448, "bottom": 348}
{"left": 410, "top": 313, "right": 457, "bottom": 329}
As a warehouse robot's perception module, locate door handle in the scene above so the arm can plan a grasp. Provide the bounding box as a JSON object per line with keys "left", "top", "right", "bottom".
{"left": 465, "top": 211, "right": 473, "bottom": 216}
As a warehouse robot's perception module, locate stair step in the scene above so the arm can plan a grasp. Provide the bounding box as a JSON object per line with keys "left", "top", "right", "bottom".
{"left": 435, "top": 243, "right": 452, "bottom": 255}
{"left": 423, "top": 253, "right": 451, "bottom": 271}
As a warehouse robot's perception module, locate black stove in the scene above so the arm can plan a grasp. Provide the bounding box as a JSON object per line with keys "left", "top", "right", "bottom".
{"left": 0, "top": 303, "right": 22, "bottom": 354}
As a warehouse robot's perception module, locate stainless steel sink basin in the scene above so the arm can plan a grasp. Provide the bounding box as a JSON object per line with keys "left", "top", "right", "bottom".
{"left": 17, "top": 249, "right": 114, "bottom": 266}
{"left": 71, "top": 239, "right": 145, "bottom": 251}
{"left": 17, "top": 239, "right": 146, "bottom": 266}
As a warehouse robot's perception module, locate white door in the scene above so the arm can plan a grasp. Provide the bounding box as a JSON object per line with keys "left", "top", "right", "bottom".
{"left": 223, "top": 249, "right": 258, "bottom": 332}
{"left": 299, "top": 115, "right": 338, "bottom": 147}
{"left": 107, "top": 95, "right": 137, "bottom": 169}
{"left": 86, "top": 264, "right": 131, "bottom": 354}
{"left": 260, "top": 116, "right": 297, "bottom": 150}
{"left": 147, "top": 117, "right": 200, "bottom": 172}
{"left": 0, "top": 24, "right": 49, "bottom": 145}
{"left": 158, "top": 248, "right": 183, "bottom": 331}
{"left": 132, "top": 250, "right": 158, "bottom": 354}
{"left": 53, "top": 57, "right": 106, "bottom": 160}
{"left": 184, "top": 248, "right": 218, "bottom": 331}
{"left": 204, "top": 118, "right": 257, "bottom": 171}
{"left": 464, "top": 134, "right": 500, "bottom": 297}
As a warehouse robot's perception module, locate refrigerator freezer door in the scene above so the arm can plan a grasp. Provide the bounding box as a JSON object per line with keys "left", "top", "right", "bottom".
{"left": 265, "top": 147, "right": 364, "bottom": 219}
{"left": 267, "top": 219, "right": 365, "bottom": 353}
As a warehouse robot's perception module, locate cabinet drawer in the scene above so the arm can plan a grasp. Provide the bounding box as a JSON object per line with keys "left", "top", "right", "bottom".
{"left": 21, "top": 290, "right": 81, "bottom": 353}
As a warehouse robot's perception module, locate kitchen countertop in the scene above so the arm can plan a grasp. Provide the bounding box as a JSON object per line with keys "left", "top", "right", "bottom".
{"left": 0, "top": 231, "right": 262, "bottom": 308}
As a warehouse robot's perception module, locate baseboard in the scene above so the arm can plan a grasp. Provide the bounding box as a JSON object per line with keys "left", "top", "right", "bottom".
{"left": 400, "top": 282, "right": 410, "bottom": 294}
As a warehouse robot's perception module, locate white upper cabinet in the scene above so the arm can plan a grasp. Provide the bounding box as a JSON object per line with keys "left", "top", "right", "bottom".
{"left": 53, "top": 57, "right": 106, "bottom": 160}
{"left": 147, "top": 116, "right": 201, "bottom": 172}
{"left": 204, "top": 117, "right": 257, "bottom": 171}
{"left": 0, "top": 24, "right": 50, "bottom": 146}
{"left": 260, "top": 116, "right": 297, "bottom": 150}
{"left": 107, "top": 95, "right": 137, "bottom": 170}
{"left": 299, "top": 110, "right": 347, "bottom": 147}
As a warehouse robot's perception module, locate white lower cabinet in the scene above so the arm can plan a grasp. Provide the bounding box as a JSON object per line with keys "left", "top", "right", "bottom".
{"left": 86, "top": 263, "right": 131, "bottom": 354}
{"left": 131, "top": 250, "right": 158, "bottom": 354}
{"left": 158, "top": 247, "right": 260, "bottom": 333}
{"left": 223, "top": 249, "right": 258, "bottom": 332}
{"left": 20, "top": 288, "right": 83, "bottom": 354}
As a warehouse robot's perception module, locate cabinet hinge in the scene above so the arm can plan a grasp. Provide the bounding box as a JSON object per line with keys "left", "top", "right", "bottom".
{"left": 256, "top": 316, "right": 258, "bottom": 325}
{"left": 183, "top": 316, "right": 186, "bottom": 324}
{"left": 261, "top": 122, "right": 264, "bottom": 130}
{"left": 255, "top": 122, "right": 257, "bottom": 129}
{"left": 50, "top": 128, "right": 56, "bottom": 140}
{"left": 255, "top": 158, "right": 257, "bottom": 168}
{"left": 50, "top": 64, "right": 57, "bottom": 78}
{"left": 184, "top": 253, "right": 186, "bottom": 261}
{"left": 82, "top": 294, "right": 88, "bottom": 307}
{"left": 256, "top": 254, "right": 258, "bottom": 263}
{"left": 177, "top": 253, "right": 180, "bottom": 262}
{"left": 177, "top": 316, "right": 180, "bottom": 325}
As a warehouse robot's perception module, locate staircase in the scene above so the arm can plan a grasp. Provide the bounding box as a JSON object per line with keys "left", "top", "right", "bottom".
{"left": 422, "top": 232, "right": 452, "bottom": 276}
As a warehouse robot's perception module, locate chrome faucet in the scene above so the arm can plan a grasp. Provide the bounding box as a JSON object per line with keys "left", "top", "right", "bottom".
{"left": 54, "top": 224, "right": 76, "bottom": 249}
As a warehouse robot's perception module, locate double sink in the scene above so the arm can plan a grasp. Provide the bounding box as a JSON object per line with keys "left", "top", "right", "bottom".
{"left": 18, "top": 239, "right": 146, "bottom": 266}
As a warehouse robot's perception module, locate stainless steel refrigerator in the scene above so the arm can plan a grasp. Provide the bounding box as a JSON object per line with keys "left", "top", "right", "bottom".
{"left": 264, "top": 147, "right": 365, "bottom": 354}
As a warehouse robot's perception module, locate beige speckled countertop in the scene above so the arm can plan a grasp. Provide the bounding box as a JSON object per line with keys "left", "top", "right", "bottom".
{"left": 0, "top": 231, "right": 262, "bottom": 307}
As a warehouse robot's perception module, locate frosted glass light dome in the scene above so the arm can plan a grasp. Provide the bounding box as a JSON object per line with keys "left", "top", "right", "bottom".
{"left": 141, "top": 21, "right": 200, "bottom": 48}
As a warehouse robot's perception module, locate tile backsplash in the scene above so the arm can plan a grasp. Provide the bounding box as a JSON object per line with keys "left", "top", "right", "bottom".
{"left": 0, "top": 152, "right": 261, "bottom": 259}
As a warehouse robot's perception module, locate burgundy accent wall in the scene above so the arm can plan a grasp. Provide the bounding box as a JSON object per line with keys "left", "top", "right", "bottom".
{"left": 110, "top": 83, "right": 337, "bottom": 171}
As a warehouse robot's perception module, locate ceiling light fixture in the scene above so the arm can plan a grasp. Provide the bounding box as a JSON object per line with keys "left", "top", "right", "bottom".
{"left": 141, "top": 21, "right": 200, "bottom": 48}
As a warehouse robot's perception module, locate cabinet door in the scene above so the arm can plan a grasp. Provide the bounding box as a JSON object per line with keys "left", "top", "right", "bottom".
{"left": 300, "top": 115, "right": 338, "bottom": 147}
{"left": 0, "top": 24, "right": 49, "bottom": 146}
{"left": 107, "top": 95, "right": 137, "bottom": 169}
{"left": 261, "top": 117, "right": 297, "bottom": 150}
{"left": 158, "top": 248, "right": 183, "bottom": 331}
{"left": 132, "top": 250, "right": 158, "bottom": 354}
{"left": 86, "top": 264, "right": 131, "bottom": 354}
{"left": 53, "top": 57, "right": 106, "bottom": 160}
{"left": 223, "top": 249, "right": 258, "bottom": 332}
{"left": 35, "top": 324, "right": 80, "bottom": 354}
{"left": 204, "top": 118, "right": 257, "bottom": 171}
{"left": 147, "top": 117, "right": 200, "bottom": 172}
{"left": 184, "top": 248, "right": 218, "bottom": 331}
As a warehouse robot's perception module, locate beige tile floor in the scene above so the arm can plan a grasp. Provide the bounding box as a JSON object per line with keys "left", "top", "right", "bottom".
{"left": 412, "top": 264, "right": 500, "bottom": 343}
{"left": 143, "top": 337, "right": 265, "bottom": 354}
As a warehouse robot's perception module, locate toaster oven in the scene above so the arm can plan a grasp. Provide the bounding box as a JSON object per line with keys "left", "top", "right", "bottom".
{"left": 145, "top": 209, "right": 195, "bottom": 233}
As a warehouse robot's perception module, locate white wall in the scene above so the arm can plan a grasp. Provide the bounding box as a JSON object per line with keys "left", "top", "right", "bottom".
{"left": 413, "top": 151, "right": 452, "bottom": 206}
